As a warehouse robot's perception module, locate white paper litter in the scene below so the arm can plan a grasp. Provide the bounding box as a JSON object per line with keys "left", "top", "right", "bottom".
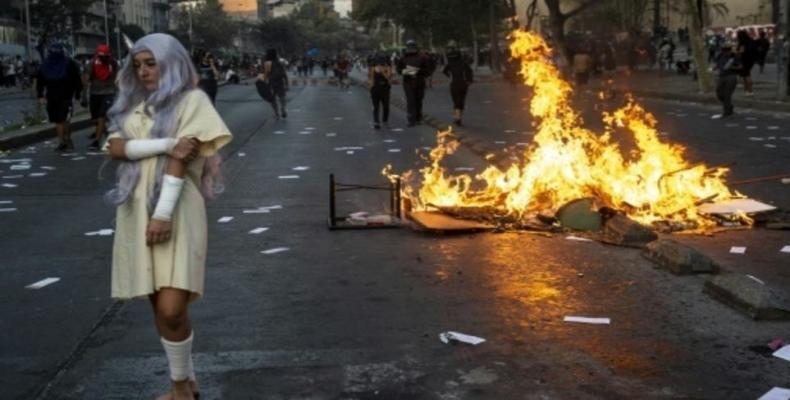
{"left": 730, "top": 246, "right": 747, "bottom": 254}
{"left": 439, "top": 331, "right": 486, "bottom": 346}
{"left": 238, "top": 152, "right": 246, "bottom": 157}
{"left": 85, "top": 229, "right": 114, "bottom": 236}
{"left": 292, "top": 166, "right": 310, "bottom": 171}
{"left": 299, "top": 131, "right": 312, "bottom": 135}
{"left": 383, "top": 139, "right": 396, "bottom": 143}
{"left": 768, "top": 126, "right": 780, "bottom": 130}
{"left": 259, "top": 205, "right": 282, "bottom": 210}
{"left": 0, "top": 200, "right": 12, "bottom": 204}
{"left": 387, "top": 148, "right": 401, "bottom": 153}
{"left": 243, "top": 209, "right": 270, "bottom": 214}
{"left": 454, "top": 167, "right": 475, "bottom": 172}
{"left": 26, "top": 277, "right": 60, "bottom": 289}
{"left": 333, "top": 117, "right": 343, "bottom": 121}
{"left": 334, "top": 146, "right": 364, "bottom": 151}
{"left": 747, "top": 126, "right": 758, "bottom": 130}
{"left": 346, "top": 151, "right": 354, "bottom": 155}
{"left": 564, "top": 316, "right": 611, "bottom": 324}
{"left": 765, "top": 144, "right": 777, "bottom": 148}
{"left": 217, "top": 216, "right": 234, "bottom": 223}
{"left": 261, "top": 247, "right": 290, "bottom": 255}
{"left": 325, "top": 133, "right": 337, "bottom": 137}
{"left": 698, "top": 199, "right": 777, "bottom": 215}
{"left": 304, "top": 127, "right": 316, "bottom": 130}
{"left": 249, "top": 227, "right": 269, "bottom": 234}
{"left": 71, "top": 156, "right": 86, "bottom": 161}
{"left": 2, "top": 175, "right": 23, "bottom": 179}
{"left": 40, "top": 166, "right": 56, "bottom": 170}
{"left": 781, "top": 245, "right": 790, "bottom": 254}
{"left": 758, "top": 387, "right": 790, "bottom": 400}
{"left": 2, "top": 183, "right": 18, "bottom": 188}
{"left": 747, "top": 274, "right": 765, "bottom": 285}
{"left": 749, "top": 137, "right": 765, "bottom": 141}
{"left": 566, "top": 236, "right": 593, "bottom": 242}
{"left": 28, "top": 172, "right": 47, "bottom": 177}
{"left": 278, "top": 175, "right": 300, "bottom": 179}
{"left": 773, "top": 345, "right": 790, "bottom": 362}
{"left": 10, "top": 164, "right": 31, "bottom": 170}
{"left": 274, "top": 130, "right": 286, "bottom": 134}
{"left": 0, "top": 208, "right": 17, "bottom": 212}
{"left": 391, "top": 128, "right": 404, "bottom": 132}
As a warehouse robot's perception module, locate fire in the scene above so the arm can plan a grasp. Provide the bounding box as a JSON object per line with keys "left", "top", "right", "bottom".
{"left": 390, "top": 31, "right": 740, "bottom": 228}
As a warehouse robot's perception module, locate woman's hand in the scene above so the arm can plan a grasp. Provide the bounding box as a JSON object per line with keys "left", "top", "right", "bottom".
{"left": 169, "top": 137, "right": 200, "bottom": 162}
{"left": 146, "top": 219, "right": 172, "bottom": 246}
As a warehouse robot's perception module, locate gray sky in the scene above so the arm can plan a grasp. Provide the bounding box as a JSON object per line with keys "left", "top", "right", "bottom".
{"left": 334, "top": 0, "right": 351, "bottom": 17}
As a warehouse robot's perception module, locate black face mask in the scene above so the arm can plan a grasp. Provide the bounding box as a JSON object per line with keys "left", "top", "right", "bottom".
{"left": 99, "top": 56, "right": 110, "bottom": 63}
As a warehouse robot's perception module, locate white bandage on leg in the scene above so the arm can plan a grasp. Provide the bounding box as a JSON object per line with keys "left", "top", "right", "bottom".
{"left": 151, "top": 175, "right": 184, "bottom": 221}
{"left": 124, "top": 138, "right": 177, "bottom": 160}
{"left": 161, "top": 331, "right": 193, "bottom": 382}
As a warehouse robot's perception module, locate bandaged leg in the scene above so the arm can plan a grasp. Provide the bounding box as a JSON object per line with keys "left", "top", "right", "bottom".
{"left": 161, "top": 331, "right": 193, "bottom": 382}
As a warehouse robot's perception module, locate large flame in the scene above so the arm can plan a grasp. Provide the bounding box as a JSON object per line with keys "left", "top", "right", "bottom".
{"left": 393, "top": 31, "right": 739, "bottom": 227}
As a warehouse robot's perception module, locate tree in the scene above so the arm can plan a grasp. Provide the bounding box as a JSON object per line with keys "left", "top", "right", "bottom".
{"left": 543, "top": 0, "right": 601, "bottom": 64}
{"left": 30, "top": 0, "right": 97, "bottom": 58}
{"left": 684, "top": 0, "right": 713, "bottom": 93}
{"left": 121, "top": 23, "right": 146, "bottom": 42}
{"left": 172, "top": 0, "right": 237, "bottom": 51}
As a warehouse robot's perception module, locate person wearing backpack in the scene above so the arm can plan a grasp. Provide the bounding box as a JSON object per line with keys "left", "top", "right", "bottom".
{"left": 258, "top": 49, "right": 289, "bottom": 119}
{"left": 368, "top": 53, "right": 392, "bottom": 130}
{"left": 37, "top": 43, "right": 83, "bottom": 151}
{"left": 82, "top": 44, "right": 118, "bottom": 150}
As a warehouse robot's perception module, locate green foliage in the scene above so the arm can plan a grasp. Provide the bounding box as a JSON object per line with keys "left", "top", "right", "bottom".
{"left": 121, "top": 24, "right": 146, "bottom": 42}
{"left": 172, "top": 0, "right": 237, "bottom": 51}
{"left": 30, "top": 0, "right": 97, "bottom": 55}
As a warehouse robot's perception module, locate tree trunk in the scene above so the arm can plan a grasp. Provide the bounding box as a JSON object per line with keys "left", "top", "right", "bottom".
{"left": 471, "top": 16, "right": 480, "bottom": 70}
{"left": 489, "top": 0, "right": 500, "bottom": 72}
{"left": 525, "top": 0, "right": 539, "bottom": 30}
{"left": 652, "top": 0, "right": 661, "bottom": 33}
{"left": 685, "top": 0, "right": 712, "bottom": 93}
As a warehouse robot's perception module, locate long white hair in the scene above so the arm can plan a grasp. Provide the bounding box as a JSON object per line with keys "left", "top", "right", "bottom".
{"left": 105, "top": 33, "right": 198, "bottom": 206}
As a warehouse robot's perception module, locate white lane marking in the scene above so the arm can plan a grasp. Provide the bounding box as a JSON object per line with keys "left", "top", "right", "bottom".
{"left": 261, "top": 247, "right": 290, "bottom": 255}
{"left": 26, "top": 277, "right": 60, "bottom": 289}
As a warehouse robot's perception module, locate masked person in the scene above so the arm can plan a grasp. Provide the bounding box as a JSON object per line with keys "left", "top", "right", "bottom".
{"left": 83, "top": 44, "right": 118, "bottom": 150}
{"left": 37, "top": 43, "right": 82, "bottom": 151}
{"left": 258, "top": 48, "right": 289, "bottom": 119}
{"left": 195, "top": 50, "right": 219, "bottom": 104}
{"left": 368, "top": 53, "right": 392, "bottom": 130}
{"left": 396, "top": 40, "right": 429, "bottom": 127}
{"left": 104, "top": 33, "right": 233, "bottom": 400}
{"left": 442, "top": 43, "right": 474, "bottom": 126}
{"left": 711, "top": 43, "right": 741, "bottom": 119}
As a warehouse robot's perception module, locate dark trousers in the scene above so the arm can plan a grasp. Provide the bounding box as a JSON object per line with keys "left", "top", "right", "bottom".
{"left": 450, "top": 83, "right": 468, "bottom": 110}
{"left": 716, "top": 74, "right": 737, "bottom": 116}
{"left": 403, "top": 79, "right": 425, "bottom": 124}
{"left": 198, "top": 79, "right": 218, "bottom": 104}
{"left": 371, "top": 85, "right": 390, "bottom": 123}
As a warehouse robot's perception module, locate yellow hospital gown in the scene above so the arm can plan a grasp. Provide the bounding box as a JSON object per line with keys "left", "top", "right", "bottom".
{"left": 106, "top": 89, "right": 232, "bottom": 301}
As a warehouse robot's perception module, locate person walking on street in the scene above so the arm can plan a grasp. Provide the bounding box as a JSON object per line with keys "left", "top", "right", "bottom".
{"left": 83, "top": 44, "right": 118, "bottom": 150}
{"left": 195, "top": 50, "right": 219, "bottom": 104}
{"left": 736, "top": 30, "right": 757, "bottom": 96}
{"left": 711, "top": 43, "right": 740, "bottom": 120}
{"left": 5, "top": 56, "right": 18, "bottom": 87}
{"left": 368, "top": 53, "right": 392, "bottom": 130}
{"left": 755, "top": 30, "right": 770, "bottom": 74}
{"left": 442, "top": 43, "right": 473, "bottom": 126}
{"left": 396, "top": 40, "right": 430, "bottom": 127}
{"left": 104, "top": 33, "right": 232, "bottom": 400}
{"left": 336, "top": 54, "right": 351, "bottom": 90}
{"left": 37, "top": 43, "right": 82, "bottom": 151}
{"left": 258, "top": 48, "right": 289, "bottom": 119}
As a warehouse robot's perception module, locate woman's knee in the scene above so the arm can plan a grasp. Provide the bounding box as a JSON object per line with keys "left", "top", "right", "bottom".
{"left": 156, "top": 303, "right": 188, "bottom": 330}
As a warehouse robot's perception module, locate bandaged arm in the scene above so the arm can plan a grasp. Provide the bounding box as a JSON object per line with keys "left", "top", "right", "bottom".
{"left": 123, "top": 138, "right": 177, "bottom": 160}
{"left": 151, "top": 157, "right": 187, "bottom": 221}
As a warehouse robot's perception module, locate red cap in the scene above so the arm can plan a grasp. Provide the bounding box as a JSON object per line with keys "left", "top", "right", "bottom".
{"left": 96, "top": 44, "right": 111, "bottom": 56}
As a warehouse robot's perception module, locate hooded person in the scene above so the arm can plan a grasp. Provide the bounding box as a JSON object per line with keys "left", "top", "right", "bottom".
{"left": 37, "top": 43, "right": 83, "bottom": 151}
{"left": 83, "top": 43, "right": 119, "bottom": 150}
{"left": 442, "top": 42, "right": 473, "bottom": 126}
{"left": 396, "top": 40, "right": 430, "bottom": 126}
{"left": 103, "top": 33, "right": 233, "bottom": 400}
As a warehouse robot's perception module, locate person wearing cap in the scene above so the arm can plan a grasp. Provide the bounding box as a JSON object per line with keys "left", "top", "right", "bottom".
{"left": 37, "top": 43, "right": 83, "bottom": 151}
{"left": 83, "top": 44, "right": 119, "bottom": 150}
{"left": 443, "top": 43, "right": 474, "bottom": 126}
{"left": 396, "top": 40, "right": 430, "bottom": 127}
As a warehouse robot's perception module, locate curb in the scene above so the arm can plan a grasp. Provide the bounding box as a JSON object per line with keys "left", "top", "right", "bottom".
{"left": 0, "top": 80, "right": 238, "bottom": 152}
{"left": 604, "top": 85, "right": 790, "bottom": 114}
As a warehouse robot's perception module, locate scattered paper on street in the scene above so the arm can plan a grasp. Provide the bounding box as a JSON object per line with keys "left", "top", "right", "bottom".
{"left": 10, "top": 164, "right": 30, "bottom": 170}
{"left": 261, "top": 247, "right": 290, "bottom": 255}
{"left": 454, "top": 167, "right": 475, "bottom": 172}
{"left": 217, "top": 216, "right": 234, "bottom": 223}
{"left": 325, "top": 132, "right": 337, "bottom": 137}
{"left": 278, "top": 175, "right": 300, "bottom": 179}
{"left": 747, "top": 274, "right": 765, "bottom": 285}
{"left": 2, "top": 183, "right": 18, "bottom": 188}
{"left": 765, "top": 144, "right": 777, "bottom": 148}
{"left": 388, "top": 149, "right": 401, "bottom": 153}
{"left": 564, "top": 316, "right": 611, "bottom": 324}
{"left": 40, "top": 166, "right": 55, "bottom": 170}
{"left": 274, "top": 130, "right": 286, "bottom": 135}
{"left": 566, "top": 236, "right": 593, "bottom": 242}
{"left": 0, "top": 208, "right": 17, "bottom": 212}
{"left": 699, "top": 199, "right": 777, "bottom": 215}
{"left": 439, "top": 331, "right": 486, "bottom": 346}
{"left": 292, "top": 166, "right": 310, "bottom": 171}
{"left": 249, "top": 227, "right": 269, "bottom": 234}
{"left": 29, "top": 172, "right": 47, "bottom": 177}
{"left": 26, "top": 277, "right": 60, "bottom": 289}
{"left": 758, "top": 387, "right": 790, "bottom": 400}
{"left": 781, "top": 245, "right": 790, "bottom": 254}
{"left": 730, "top": 246, "right": 747, "bottom": 254}
{"left": 238, "top": 152, "right": 246, "bottom": 157}
{"left": 0, "top": 200, "right": 12, "bottom": 204}
{"left": 773, "top": 345, "right": 790, "bottom": 362}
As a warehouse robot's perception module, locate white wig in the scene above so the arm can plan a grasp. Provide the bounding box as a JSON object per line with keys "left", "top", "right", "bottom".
{"left": 105, "top": 33, "right": 199, "bottom": 206}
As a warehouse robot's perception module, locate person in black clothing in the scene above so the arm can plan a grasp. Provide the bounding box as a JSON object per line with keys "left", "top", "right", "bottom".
{"left": 37, "top": 43, "right": 82, "bottom": 151}
{"left": 712, "top": 44, "right": 740, "bottom": 119}
{"left": 442, "top": 44, "right": 473, "bottom": 126}
{"left": 736, "top": 30, "right": 757, "bottom": 96}
{"left": 396, "top": 40, "right": 430, "bottom": 127}
{"left": 259, "top": 48, "right": 289, "bottom": 119}
{"left": 195, "top": 49, "right": 219, "bottom": 103}
{"left": 368, "top": 53, "right": 392, "bottom": 130}
{"left": 755, "top": 30, "right": 770, "bottom": 74}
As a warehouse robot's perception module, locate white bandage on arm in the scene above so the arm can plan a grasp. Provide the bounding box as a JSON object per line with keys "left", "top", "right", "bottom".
{"left": 124, "top": 138, "right": 177, "bottom": 160}
{"left": 151, "top": 175, "right": 185, "bottom": 221}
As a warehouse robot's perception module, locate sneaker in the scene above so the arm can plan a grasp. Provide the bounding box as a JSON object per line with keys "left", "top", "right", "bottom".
{"left": 374, "top": 123, "right": 381, "bottom": 130}
{"left": 88, "top": 139, "right": 100, "bottom": 150}
{"left": 454, "top": 119, "right": 463, "bottom": 126}
{"left": 65, "top": 139, "right": 74, "bottom": 151}
{"left": 55, "top": 141, "right": 68, "bottom": 152}
{"left": 745, "top": 91, "right": 754, "bottom": 97}
{"left": 281, "top": 110, "right": 287, "bottom": 118}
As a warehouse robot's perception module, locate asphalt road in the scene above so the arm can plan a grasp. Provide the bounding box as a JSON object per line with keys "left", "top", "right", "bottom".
{"left": 1, "top": 74, "right": 790, "bottom": 399}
